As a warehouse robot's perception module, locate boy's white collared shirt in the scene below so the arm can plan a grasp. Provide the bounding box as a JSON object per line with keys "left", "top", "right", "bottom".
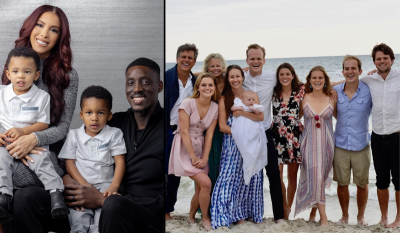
{"left": 58, "top": 124, "right": 126, "bottom": 185}
{"left": 0, "top": 83, "right": 50, "bottom": 129}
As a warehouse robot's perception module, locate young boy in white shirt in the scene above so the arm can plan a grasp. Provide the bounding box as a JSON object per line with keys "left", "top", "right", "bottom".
{"left": 0, "top": 47, "right": 68, "bottom": 221}
{"left": 59, "top": 85, "right": 126, "bottom": 233}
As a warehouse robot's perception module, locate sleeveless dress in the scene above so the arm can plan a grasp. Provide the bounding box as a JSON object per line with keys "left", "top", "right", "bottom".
{"left": 271, "top": 85, "right": 305, "bottom": 164}
{"left": 210, "top": 114, "right": 264, "bottom": 229}
{"left": 294, "top": 98, "right": 335, "bottom": 216}
{"left": 168, "top": 98, "right": 218, "bottom": 177}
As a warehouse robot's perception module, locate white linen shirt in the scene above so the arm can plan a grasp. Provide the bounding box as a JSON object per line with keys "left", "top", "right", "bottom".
{"left": 170, "top": 74, "right": 194, "bottom": 125}
{"left": 361, "top": 69, "right": 400, "bottom": 135}
{"left": 0, "top": 84, "right": 50, "bottom": 129}
{"left": 58, "top": 124, "right": 127, "bottom": 185}
{"left": 242, "top": 70, "right": 277, "bottom": 131}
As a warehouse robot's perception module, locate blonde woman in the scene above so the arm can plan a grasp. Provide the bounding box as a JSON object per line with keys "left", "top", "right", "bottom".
{"left": 168, "top": 73, "right": 219, "bottom": 231}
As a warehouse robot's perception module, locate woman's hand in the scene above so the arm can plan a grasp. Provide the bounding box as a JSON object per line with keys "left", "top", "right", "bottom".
{"left": 232, "top": 110, "right": 243, "bottom": 118}
{"left": 193, "top": 157, "right": 208, "bottom": 169}
{"left": 191, "top": 156, "right": 200, "bottom": 166}
{"left": 330, "top": 89, "right": 338, "bottom": 100}
{"left": 367, "top": 69, "right": 377, "bottom": 75}
{"left": 6, "top": 134, "right": 37, "bottom": 159}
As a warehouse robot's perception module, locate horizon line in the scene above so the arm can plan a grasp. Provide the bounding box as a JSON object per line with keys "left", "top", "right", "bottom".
{"left": 166, "top": 53, "right": 400, "bottom": 63}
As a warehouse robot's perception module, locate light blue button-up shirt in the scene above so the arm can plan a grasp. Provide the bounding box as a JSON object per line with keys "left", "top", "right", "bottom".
{"left": 334, "top": 81, "right": 372, "bottom": 151}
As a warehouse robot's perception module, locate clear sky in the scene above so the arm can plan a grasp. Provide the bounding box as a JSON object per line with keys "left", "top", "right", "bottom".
{"left": 166, "top": 0, "right": 400, "bottom": 62}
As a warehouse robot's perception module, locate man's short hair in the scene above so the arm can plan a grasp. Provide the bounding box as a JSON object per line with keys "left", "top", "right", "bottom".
{"left": 371, "top": 43, "right": 395, "bottom": 62}
{"left": 6, "top": 47, "right": 40, "bottom": 71}
{"left": 176, "top": 43, "right": 198, "bottom": 61}
{"left": 342, "top": 55, "right": 362, "bottom": 71}
{"left": 80, "top": 85, "right": 113, "bottom": 111}
{"left": 125, "top": 57, "right": 161, "bottom": 79}
{"left": 246, "top": 44, "right": 266, "bottom": 59}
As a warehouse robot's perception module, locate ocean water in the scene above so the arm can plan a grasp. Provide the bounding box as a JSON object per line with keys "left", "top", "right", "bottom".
{"left": 166, "top": 54, "right": 400, "bottom": 201}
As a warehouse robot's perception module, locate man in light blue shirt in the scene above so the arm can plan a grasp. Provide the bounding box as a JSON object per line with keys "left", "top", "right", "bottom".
{"left": 333, "top": 55, "right": 372, "bottom": 226}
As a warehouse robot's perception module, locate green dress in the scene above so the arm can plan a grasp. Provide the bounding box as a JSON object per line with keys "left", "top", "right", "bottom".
{"left": 208, "top": 123, "right": 223, "bottom": 191}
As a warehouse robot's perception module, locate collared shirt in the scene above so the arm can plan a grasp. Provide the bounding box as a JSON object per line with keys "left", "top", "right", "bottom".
{"left": 361, "top": 69, "right": 400, "bottom": 135}
{"left": 170, "top": 74, "right": 194, "bottom": 125}
{"left": 242, "top": 70, "right": 277, "bottom": 131}
{"left": 58, "top": 124, "right": 126, "bottom": 185}
{"left": 0, "top": 84, "right": 50, "bottom": 129}
{"left": 334, "top": 81, "right": 372, "bottom": 151}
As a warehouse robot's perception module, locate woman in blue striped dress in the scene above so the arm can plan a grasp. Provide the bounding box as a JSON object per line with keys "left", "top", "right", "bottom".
{"left": 210, "top": 65, "right": 264, "bottom": 229}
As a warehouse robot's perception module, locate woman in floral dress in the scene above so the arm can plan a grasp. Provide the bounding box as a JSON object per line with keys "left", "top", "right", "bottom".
{"left": 271, "top": 63, "right": 304, "bottom": 219}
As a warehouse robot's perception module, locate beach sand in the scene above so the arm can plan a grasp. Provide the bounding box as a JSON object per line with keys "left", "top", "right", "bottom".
{"left": 166, "top": 214, "right": 400, "bottom": 233}
{"left": 167, "top": 177, "right": 399, "bottom": 233}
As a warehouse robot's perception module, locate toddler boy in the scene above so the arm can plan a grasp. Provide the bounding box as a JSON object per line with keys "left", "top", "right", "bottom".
{"left": 59, "top": 85, "right": 126, "bottom": 233}
{"left": 0, "top": 47, "right": 68, "bottom": 221}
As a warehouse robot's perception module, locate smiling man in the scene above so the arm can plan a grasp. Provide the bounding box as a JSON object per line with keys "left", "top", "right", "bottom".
{"left": 333, "top": 55, "right": 372, "bottom": 226}
{"left": 241, "top": 44, "right": 284, "bottom": 222}
{"left": 165, "top": 43, "right": 198, "bottom": 220}
{"left": 63, "top": 57, "right": 164, "bottom": 233}
{"left": 361, "top": 43, "right": 400, "bottom": 228}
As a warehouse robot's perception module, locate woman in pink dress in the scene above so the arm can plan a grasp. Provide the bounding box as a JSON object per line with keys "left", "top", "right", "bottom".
{"left": 168, "top": 73, "right": 219, "bottom": 231}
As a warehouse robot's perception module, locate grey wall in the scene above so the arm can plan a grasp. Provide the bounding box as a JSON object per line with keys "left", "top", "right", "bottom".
{"left": 0, "top": 0, "right": 164, "bottom": 129}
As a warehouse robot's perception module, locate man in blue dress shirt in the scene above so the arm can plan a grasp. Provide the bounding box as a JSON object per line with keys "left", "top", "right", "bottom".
{"left": 333, "top": 55, "right": 372, "bottom": 226}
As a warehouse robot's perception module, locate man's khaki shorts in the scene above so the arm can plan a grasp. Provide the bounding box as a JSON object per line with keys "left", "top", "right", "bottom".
{"left": 333, "top": 145, "right": 371, "bottom": 188}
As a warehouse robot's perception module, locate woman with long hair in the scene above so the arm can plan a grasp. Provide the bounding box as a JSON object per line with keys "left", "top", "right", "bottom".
{"left": 195, "top": 53, "right": 227, "bottom": 191}
{"left": 294, "top": 66, "right": 337, "bottom": 226}
{"left": 270, "top": 63, "right": 305, "bottom": 219}
{"left": 0, "top": 5, "right": 78, "bottom": 232}
{"left": 210, "top": 65, "right": 264, "bottom": 229}
{"left": 168, "top": 73, "right": 219, "bottom": 231}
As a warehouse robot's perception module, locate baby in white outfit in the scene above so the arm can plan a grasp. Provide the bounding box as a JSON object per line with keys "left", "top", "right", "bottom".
{"left": 231, "top": 91, "right": 268, "bottom": 185}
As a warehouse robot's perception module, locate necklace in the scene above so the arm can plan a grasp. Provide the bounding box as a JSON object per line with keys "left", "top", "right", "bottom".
{"left": 282, "top": 91, "right": 291, "bottom": 102}
{"left": 313, "top": 92, "right": 323, "bottom": 100}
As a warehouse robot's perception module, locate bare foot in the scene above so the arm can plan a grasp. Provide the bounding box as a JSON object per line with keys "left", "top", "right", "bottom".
{"left": 275, "top": 219, "right": 284, "bottom": 224}
{"left": 165, "top": 213, "right": 173, "bottom": 220}
{"left": 237, "top": 219, "right": 245, "bottom": 225}
{"left": 386, "top": 219, "right": 400, "bottom": 228}
{"left": 378, "top": 218, "right": 388, "bottom": 227}
{"left": 336, "top": 217, "right": 348, "bottom": 225}
{"left": 284, "top": 207, "right": 291, "bottom": 220}
{"left": 187, "top": 217, "right": 197, "bottom": 224}
{"left": 202, "top": 219, "right": 212, "bottom": 231}
{"left": 357, "top": 217, "right": 368, "bottom": 226}
{"left": 320, "top": 219, "right": 329, "bottom": 226}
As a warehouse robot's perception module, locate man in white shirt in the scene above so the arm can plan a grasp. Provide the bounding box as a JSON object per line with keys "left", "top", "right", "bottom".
{"left": 165, "top": 43, "right": 198, "bottom": 220}
{"left": 361, "top": 43, "right": 400, "bottom": 228}
{"left": 240, "top": 44, "right": 284, "bottom": 222}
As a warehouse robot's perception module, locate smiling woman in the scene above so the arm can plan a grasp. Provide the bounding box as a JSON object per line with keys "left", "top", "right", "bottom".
{"left": 29, "top": 12, "right": 61, "bottom": 59}
{"left": 168, "top": 73, "right": 219, "bottom": 231}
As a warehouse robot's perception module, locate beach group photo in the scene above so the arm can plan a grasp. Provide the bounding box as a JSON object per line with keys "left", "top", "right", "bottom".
{"left": 165, "top": 1, "right": 399, "bottom": 232}
{"left": 165, "top": 42, "right": 400, "bottom": 232}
